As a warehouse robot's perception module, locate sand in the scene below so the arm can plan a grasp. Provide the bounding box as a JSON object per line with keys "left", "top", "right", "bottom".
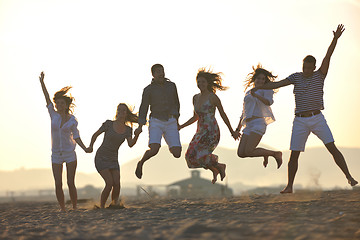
{"left": 1, "top": 188, "right": 360, "bottom": 240}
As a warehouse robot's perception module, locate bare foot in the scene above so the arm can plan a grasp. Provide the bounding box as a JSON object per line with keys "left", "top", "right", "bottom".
{"left": 274, "top": 151, "right": 283, "bottom": 169}
{"left": 211, "top": 168, "right": 219, "bottom": 184}
{"left": 280, "top": 186, "right": 293, "bottom": 194}
{"left": 218, "top": 163, "right": 226, "bottom": 181}
{"left": 348, "top": 178, "right": 358, "bottom": 187}
{"left": 135, "top": 161, "right": 143, "bottom": 179}
{"left": 263, "top": 156, "right": 269, "bottom": 168}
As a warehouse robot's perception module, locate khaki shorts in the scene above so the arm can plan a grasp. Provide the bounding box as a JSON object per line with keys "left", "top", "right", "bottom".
{"left": 290, "top": 113, "right": 334, "bottom": 151}
{"left": 148, "top": 117, "right": 181, "bottom": 148}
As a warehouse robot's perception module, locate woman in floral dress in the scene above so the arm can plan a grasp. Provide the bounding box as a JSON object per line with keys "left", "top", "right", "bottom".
{"left": 179, "top": 68, "right": 239, "bottom": 183}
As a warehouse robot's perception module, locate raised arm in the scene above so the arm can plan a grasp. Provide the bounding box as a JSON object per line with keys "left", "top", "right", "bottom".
{"left": 319, "top": 24, "right": 345, "bottom": 76}
{"left": 39, "top": 72, "right": 52, "bottom": 106}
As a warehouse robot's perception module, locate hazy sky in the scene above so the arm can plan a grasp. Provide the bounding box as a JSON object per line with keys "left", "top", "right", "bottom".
{"left": 1, "top": 0, "right": 360, "bottom": 173}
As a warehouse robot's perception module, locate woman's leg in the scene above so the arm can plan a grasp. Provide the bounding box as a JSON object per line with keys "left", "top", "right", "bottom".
{"left": 52, "top": 163, "right": 66, "bottom": 211}
{"left": 215, "top": 163, "right": 226, "bottom": 181}
{"left": 99, "top": 169, "right": 114, "bottom": 208}
{"left": 110, "top": 169, "right": 121, "bottom": 205}
{"left": 66, "top": 161, "right": 77, "bottom": 210}
{"left": 241, "top": 132, "right": 282, "bottom": 168}
{"left": 208, "top": 166, "right": 219, "bottom": 184}
{"left": 238, "top": 134, "right": 268, "bottom": 167}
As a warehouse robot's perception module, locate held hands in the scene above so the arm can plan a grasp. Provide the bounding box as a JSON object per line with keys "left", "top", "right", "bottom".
{"left": 85, "top": 146, "right": 93, "bottom": 153}
{"left": 134, "top": 127, "right": 142, "bottom": 136}
{"left": 231, "top": 130, "right": 241, "bottom": 140}
{"left": 333, "top": 24, "right": 345, "bottom": 39}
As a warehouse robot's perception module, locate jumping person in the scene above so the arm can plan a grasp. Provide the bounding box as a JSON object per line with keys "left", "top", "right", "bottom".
{"left": 235, "top": 65, "right": 282, "bottom": 168}
{"left": 179, "top": 68, "right": 238, "bottom": 183}
{"left": 135, "top": 64, "right": 182, "bottom": 179}
{"left": 252, "top": 24, "right": 358, "bottom": 193}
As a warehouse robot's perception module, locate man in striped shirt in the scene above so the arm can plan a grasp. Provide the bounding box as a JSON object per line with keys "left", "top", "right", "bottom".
{"left": 253, "top": 24, "right": 358, "bottom": 193}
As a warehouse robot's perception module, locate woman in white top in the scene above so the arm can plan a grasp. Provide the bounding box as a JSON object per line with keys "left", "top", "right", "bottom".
{"left": 39, "top": 72, "right": 89, "bottom": 211}
{"left": 235, "top": 65, "right": 282, "bottom": 168}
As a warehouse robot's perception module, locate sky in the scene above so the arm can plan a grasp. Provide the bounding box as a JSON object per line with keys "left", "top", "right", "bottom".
{"left": 1, "top": 0, "right": 360, "bottom": 174}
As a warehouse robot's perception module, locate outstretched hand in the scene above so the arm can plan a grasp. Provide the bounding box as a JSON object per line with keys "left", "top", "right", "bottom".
{"left": 333, "top": 24, "right": 345, "bottom": 39}
{"left": 39, "top": 71, "right": 45, "bottom": 82}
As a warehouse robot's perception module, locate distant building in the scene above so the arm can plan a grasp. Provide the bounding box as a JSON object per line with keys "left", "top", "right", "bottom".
{"left": 166, "top": 170, "right": 233, "bottom": 198}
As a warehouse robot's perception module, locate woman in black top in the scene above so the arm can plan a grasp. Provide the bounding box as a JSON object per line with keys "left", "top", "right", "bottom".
{"left": 88, "top": 103, "right": 141, "bottom": 208}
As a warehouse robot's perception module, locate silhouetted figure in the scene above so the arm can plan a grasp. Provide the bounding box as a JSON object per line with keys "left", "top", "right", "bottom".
{"left": 253, "top": 24, "right": 358, "bottom": 193}
{"left": 135, "top": 64, "right": 181, "bottom": 179}
{"left": 235, "top": 65, "right": 282, "bottom": 168}
{"left": 38, "top": 72, "right": 89, "bottom": 211}
{"left": 88, "top": 104, "right": 141, "bottom": 208}
{"left": 179, "top": 68, "right": 238, "bottom": 184}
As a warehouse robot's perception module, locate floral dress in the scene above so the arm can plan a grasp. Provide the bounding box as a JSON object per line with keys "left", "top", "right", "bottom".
{"left": 185, "top": 98, "right": 220, "bottom": 169}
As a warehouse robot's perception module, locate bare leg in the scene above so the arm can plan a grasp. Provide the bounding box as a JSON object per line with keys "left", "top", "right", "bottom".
{"left": 280, "top": 151, "right": 301, "bottom": 194}
{"left": 66, "top": 161, "right": 77, "bottom": 210}
{"left": 238, "top": 133, "right": 282, "bottom": 168}
{"left": 52, "top": 163, "right": 66, "bottom": 211}
{"left": 99, "top": 169, "right": 114, "bottom": 208}
{"left": 325, "top": 142, "right": 358, "bottom": 187}
{"left": 110, "top": 169, "right": 121, "bottom": 205}
{"left": 215, "top": 163, "right": 226, "bottom": 181}
{"left": 170, "top": 146, "right": 182, "bottom": 158}
{"left": 263, "top": 156, "right": 269, "bottom": 168}
{"left": 208, "top": 166, "right": 219, "bottom": 184}
{"left": 135, "top": 143, "right": 160, "bottom": 179}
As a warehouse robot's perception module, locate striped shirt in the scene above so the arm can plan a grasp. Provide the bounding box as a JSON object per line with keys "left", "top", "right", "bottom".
{"left": 286, "top": 69, "right": 326, "bottom": 114}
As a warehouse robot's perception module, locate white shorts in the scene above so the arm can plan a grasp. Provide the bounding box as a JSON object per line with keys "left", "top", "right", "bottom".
{"left": 242, "top": 118, "right": 267, "bottom": 136}
{"left": 148, "top": 117, "right": 181, "bottom": 148}
{"left": 51, "top": 151, "right": 77, "bottom": 164}
{"left": 290, "top": 113, "right": 334, "bottom": 151}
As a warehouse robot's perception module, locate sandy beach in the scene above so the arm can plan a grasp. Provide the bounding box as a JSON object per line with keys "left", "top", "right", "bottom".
{"left": 1, "top": 188, "right": 359, "bottom": 240}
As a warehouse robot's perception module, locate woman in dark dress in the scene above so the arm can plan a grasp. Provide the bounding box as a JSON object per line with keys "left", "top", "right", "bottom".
{"left": 88, "top": 103, "right": 141, "bottom": 208}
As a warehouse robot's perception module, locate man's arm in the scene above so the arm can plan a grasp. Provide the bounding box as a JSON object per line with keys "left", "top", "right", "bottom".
{"left": 173, "top": 83, "right": 180, "bottom": 119}
{"left": 319, "top": 24, "right": 345, "bottom": 76}
{"left": 257, "top": 79, "right": 291, "bottom": 90}
{"left": 137, "top": 88, "right": 150, "bottom": 128}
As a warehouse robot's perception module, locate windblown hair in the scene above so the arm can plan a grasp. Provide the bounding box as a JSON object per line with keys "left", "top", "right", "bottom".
{"left": 196, "top": 68, "right": 228, "bottom": 93}
{"left": 115, "top": 103, "right": 139, "bottom": 127}
{"left": 303, "top": 55, "right": 316, "bottom": 66}
{"left": 244, "top": 64, "right": 278, "bottom": 91}
{"left": 53, "top": 86, "right": 75, "bottom": 114}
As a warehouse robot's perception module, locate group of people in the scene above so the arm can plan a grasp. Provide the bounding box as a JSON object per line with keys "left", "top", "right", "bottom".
{"left": 39, "top": 24, "right": 358, "bottom": 211}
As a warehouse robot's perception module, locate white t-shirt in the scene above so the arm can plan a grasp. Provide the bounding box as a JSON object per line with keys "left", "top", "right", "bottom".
{"left": 241, "top": 89, "right": 275, "bottom": 127}
{"left": 47, "top": 103, "right": 80, "bottom": 153}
